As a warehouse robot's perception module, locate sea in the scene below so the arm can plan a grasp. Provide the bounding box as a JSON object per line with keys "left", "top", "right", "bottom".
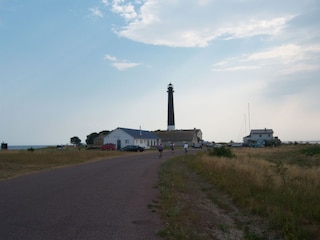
{"left": 283, "top": 140, "right": 320, "bottom": 144}
{"left": 6, "top": 145, "right": 53, "bottom": 150}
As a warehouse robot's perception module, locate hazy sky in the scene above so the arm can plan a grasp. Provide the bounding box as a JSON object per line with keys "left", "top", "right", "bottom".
{"left": 1, "top": 0, "right": 319, "bottom": 145}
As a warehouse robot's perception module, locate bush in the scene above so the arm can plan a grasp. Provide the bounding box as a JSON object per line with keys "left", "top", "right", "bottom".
{"left": 301, "top": 145, "right": 320, "bottom": 156}
{"left": 207, "top": 146, "right": 235, "bottom": 158}
{"left": 27, "top": 147, "right": 35, "bottom": 152}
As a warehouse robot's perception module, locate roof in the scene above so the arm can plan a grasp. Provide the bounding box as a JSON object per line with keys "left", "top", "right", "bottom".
{"left": 118, "top": 127, "right": 160, "bottom": 140}
{"left": 154, "top": 129, "right": 199, "bottom": 142}
{"left": 250, "top": 129, "right": 274, "bottom": 134}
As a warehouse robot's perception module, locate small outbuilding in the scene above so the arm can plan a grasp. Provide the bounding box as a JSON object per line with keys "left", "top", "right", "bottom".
{"left": 154, "top": 128, "right": 202, "bottom": 147}
{"left": 93, "top": 135, "right": 105, "bottom": 147}
{"left": 1, "top": 142, "right": 8, "bottom": 150}
{"left": 103, "top": 127, "right": 160, "bottom": 150}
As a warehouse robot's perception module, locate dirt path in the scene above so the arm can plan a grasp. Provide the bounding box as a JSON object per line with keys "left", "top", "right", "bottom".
{"left": 185, "top": 171, "right": 281, "bottom": 239}
{"left": 158, "top": 155, "right": 283, "bottom": 240}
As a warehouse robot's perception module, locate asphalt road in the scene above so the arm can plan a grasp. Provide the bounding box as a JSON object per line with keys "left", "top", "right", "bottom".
{"left": 0, "top": 150, "right": 178, "bottom": 240}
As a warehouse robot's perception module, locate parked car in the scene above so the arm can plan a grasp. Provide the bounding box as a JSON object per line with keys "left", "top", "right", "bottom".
{"left": 120, "top": 145, "right": 145, "bottom": 152}
{"left": 101, "top": 143, "right": 116, "bottom": 150}
{"left": 192, "top": 143, "right": 202, "bottom": 148}
{"left": 213, "top": 143, "right": 222, "bottom": 148}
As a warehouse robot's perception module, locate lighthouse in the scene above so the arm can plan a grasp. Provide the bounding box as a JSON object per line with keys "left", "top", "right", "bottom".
{"left": 167, "top": 83, "right": 175, "bottom": 131}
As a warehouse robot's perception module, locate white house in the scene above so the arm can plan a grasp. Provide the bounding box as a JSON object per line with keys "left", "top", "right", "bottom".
{"left": 103, "top": 127, "right": 160, "bottom": 150}
{"left": 243, "top": 128, "right": 274, "bottom": 146}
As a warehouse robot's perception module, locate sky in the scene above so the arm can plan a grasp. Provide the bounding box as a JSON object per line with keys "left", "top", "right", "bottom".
{"left": 1, "top": 0, "right": 320, "bottom": 145}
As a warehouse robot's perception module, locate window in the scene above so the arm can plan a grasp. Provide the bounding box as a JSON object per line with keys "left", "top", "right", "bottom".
{"left": 125, "top": 140, "right": 129, "bottom": 144}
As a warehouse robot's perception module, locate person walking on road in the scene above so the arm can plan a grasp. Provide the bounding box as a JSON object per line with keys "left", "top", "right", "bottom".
{"left": 157, "top": 143, "right": 163, "bottom": 158}
{"left": 184, "top": 143, "right": 188, "bottom": 153}
{"left": 170, "top": 142, "right": 175, "bottom": 154}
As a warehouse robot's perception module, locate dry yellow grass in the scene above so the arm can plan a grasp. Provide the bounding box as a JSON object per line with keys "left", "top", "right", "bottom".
{"left": 188, "top": 145, "right": 320, "bottom": 239}
{"left": 199, "top": 146, "right": 320, "bottom": 190}
{"left": 0, "top": 147, "right": 126, "bottom": 181}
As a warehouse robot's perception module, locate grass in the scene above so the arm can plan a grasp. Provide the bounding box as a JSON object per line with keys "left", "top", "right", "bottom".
{"left": 158, "top": 145, "right": 320, "bottom": 240}
{"left": 157, "top": 154, "right": 207, "bottom": 239}
{"left": 0, "top": 146, "right": 125, "bottom": 181}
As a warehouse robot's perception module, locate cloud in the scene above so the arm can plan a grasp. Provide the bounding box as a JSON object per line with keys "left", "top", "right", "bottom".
{"left": 104, "top": 54, "right": 142, "bottom": 70}
{"left": 246, "top": 44, "right": 305, "bottom": 63}
{"left": 218, "top": 16, "right": 294, "bottom": 40}
{"left": 102, "top": 0, "right": 301, "bottom": 47}
{"left": 280, "top": 63, "right": 319, "bottom": 75}
{"left": 111, "top": 62, "right": 141, "bottom": 70}
{"left": 111, "top": 0, "right": 139, "bottom": 21}
{"left": 104, "top": 54, "right": 117, "bottom": 61}
{"left": 211, "top": 65, "right": 260, "bottom": 72}
{"left": 89, "top": 7, "right": 104, "bottom": 18}
{"left": 211, "top": 43, "right": 320, "bottom": 74}
{"left": 101, "top": 0, "right": 109, "bottom": 6}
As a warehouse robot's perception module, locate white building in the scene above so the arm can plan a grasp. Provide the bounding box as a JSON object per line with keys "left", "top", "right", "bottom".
{"left": 103, "top": 127, "right": 160, "bottom": 150}
{"left": 243, "top": 128, "right": 274, "bottom": 146}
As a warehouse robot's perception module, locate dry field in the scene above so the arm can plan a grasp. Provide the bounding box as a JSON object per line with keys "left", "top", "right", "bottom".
{"left": 0, "top": 147, "right": 125, "bottom": 181}
{"left": 158, "top": 145, "right": 320, "bottom": 240}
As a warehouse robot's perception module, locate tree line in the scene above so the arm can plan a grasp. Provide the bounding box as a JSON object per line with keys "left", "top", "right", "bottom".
{"left": 70, "top": 130, "right": 110, "bottom": 146}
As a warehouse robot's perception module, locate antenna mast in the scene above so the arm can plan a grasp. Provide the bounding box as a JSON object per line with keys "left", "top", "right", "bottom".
{"left": 244, "top": 114, "right": 247, "bottom": 135}
{"left": 248, "top": 103, "right": 251, "bottom": 132}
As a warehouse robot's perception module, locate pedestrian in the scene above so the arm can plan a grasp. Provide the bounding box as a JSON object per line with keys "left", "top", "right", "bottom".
{"left": 170, "top": 142, "right": 175, "bottom": 154}
{"left": 157, "top": 143, "right": 163, "bottom": 158}
{"left": 184, "top": 142, "right": 188, "bottom": 153}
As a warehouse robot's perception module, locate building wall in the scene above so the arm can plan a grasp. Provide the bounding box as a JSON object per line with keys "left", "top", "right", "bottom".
{"left": 93, "top": 136, "right": 104, "bottom": 147}
{"left": 103, "top": 129, "right": 134, "bottom": 149}
{"left": 154, "top": 129, "right": 202, "bottom": 147}
{"left": 250, "top": 133, "right": 273, "bottom": 142}
{"left": 243, "top": 130, "right": 274, "bottom": 146}
{"left": 196, "top": 130, "right": 203, "bottom": 141}
{"left": 134, "top": 138, "right": 158, "bottom": 149}
{"left": 104, "top": 128, "right": 160, "bottom": 149}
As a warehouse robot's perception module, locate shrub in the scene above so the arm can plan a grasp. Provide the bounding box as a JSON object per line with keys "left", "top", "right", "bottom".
{"left": 207, "top": 146, "right": 235, "bottom": 158}
{"left": 301, "top": 145, "right": 320, "bottom": 156}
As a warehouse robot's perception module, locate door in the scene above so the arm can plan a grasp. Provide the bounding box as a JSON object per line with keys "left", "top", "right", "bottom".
{"left": 117, "top": 139, "right": 121, "bottom": 150}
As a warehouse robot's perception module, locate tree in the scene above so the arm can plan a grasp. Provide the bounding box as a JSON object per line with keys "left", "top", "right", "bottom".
{"left": 99, "top": 130, "right": 110, "bottom": 136}
{"left": 86, "top": 130, "right": 110, "bottom": 145}
{"left": 70, "top": 136, "right": 81, "bottom": 145}
{"left": 86, "top": 132, "right": 99, "bottom": 145}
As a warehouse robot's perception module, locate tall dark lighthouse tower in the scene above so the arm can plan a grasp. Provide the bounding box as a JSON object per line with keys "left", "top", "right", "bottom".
{"left": 167, "top": 83, "right": 175, "bottom": 131}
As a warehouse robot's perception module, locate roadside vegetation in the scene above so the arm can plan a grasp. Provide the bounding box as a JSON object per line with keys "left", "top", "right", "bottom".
{"left": 158, "top": 145, "right": 320, "bottom": 240}
{"left": 0, "top": 146, "right": 124, "bottom": 181}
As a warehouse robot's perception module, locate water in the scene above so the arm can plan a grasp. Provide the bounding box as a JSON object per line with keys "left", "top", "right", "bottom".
{"left": 7, "top": 145, "right": 52, "bottom": 150}
{"left": 283, "top": 140, "right": 320, "bottom": 144}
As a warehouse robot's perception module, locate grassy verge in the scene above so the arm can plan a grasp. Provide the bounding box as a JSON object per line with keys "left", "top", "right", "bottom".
{"left": 158, "top": 145, "right": 320, "bottom": 239}
{"left": 158, "top": 154, "right": 206, "bottom": 239}
{"left": 0, "top": 147, "right": 125, "bottom": 181}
